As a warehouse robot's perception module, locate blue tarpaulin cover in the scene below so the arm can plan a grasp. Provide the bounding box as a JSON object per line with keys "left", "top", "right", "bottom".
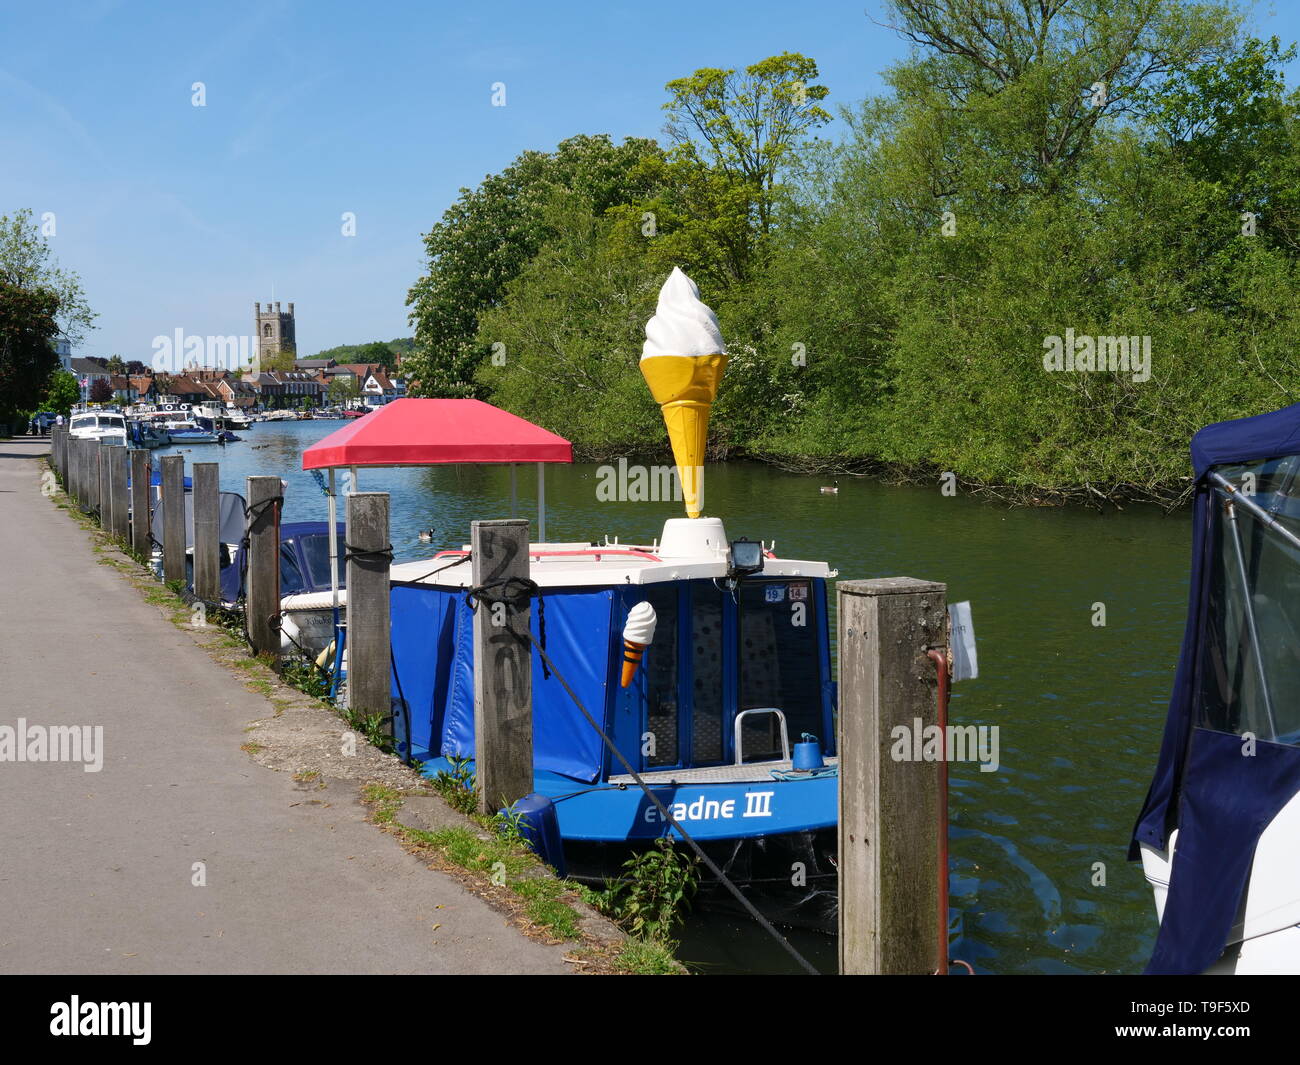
{"left": 391, "top": 584, "right": 614, "bottom": 782}
{"left": 1131, "top": 401, "right": 1300, "bottom": 974}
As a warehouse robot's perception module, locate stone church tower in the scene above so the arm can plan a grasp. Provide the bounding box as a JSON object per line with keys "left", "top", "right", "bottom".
{"left": 255, "top": 301, "right": 296, "bottom": 366}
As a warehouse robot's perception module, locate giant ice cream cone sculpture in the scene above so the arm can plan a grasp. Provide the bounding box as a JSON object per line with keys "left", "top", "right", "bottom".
{"left": 620, "top": 601, "right": 658, "bottom": 688}
{"left": 640, "top": 267, "right": 727, "bottom": 518}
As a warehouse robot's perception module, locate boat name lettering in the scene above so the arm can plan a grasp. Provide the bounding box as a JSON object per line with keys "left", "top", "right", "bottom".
{"left": 643, "top": 796, "right": 737, "bottom": 823}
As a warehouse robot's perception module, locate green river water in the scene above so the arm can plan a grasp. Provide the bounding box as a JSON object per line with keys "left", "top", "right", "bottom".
{"left": 170, "top": 420, "right": 1188, "bottom": 974}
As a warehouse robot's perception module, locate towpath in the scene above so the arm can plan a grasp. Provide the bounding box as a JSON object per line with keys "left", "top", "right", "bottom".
{"left": 0, "top": 439, "right": 571, "bottom": 974}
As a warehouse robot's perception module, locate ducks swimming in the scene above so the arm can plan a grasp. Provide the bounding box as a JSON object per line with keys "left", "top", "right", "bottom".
{"left": 820, "top": 480, "right": 839, "bottom": 495}
{"left": 418, "top": 529, "right": 435, "bottom": 543}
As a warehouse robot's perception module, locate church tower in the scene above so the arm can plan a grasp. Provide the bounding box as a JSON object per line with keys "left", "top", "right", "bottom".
{"left": 254, "top": 301, "right": 296, "bottom": 367}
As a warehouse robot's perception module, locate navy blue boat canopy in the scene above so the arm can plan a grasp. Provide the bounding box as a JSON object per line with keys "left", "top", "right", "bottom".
{"left": 1133, "top": 401, "right": 1300, "bottom": 973}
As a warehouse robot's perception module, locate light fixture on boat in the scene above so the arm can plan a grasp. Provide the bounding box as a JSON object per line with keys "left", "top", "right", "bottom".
{"left": 729, "top": 537, "right": 764, "bottom": 578}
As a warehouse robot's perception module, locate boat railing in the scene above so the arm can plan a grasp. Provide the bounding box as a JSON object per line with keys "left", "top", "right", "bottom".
{"left": 733, "top": 707, "right": 790, "bottom": 766}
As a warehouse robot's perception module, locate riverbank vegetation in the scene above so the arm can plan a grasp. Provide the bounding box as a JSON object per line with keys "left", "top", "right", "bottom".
{"left": 406, "top": 1, "right": 1300, "bottom": 504}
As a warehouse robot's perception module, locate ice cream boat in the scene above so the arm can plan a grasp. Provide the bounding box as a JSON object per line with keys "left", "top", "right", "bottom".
{"left": 390, "top": 516, "right": 842, "bottom": 929}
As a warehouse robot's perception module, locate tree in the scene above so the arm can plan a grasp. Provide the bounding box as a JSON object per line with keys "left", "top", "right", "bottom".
{"left": 89, "top": 378, "right": 113, "bottom": 403}
{"left": 356, "top": 341, "right": 396, "bottom": 373}
{"left": 43, "top": 370, "right": 80, "bottom": 417}
{"left": 0, "top": 279, "right": 60, "bottom": 428}
{"left": 106, "top": 354, "right": 126, "bottom": 375}
{"left": 662, "top": 53, "right": 830, "bottom": 241}
{"left": 125, "top": 360, "right": 147, "bottom": 375}
{"left": 327, "top": 375, "right": 361, "bottom": 407}
{"left": 406, "top": 133, "right": 663, "bottom": 398}
{"left": 0, "top": 208, "right": 97, "bottom": 346}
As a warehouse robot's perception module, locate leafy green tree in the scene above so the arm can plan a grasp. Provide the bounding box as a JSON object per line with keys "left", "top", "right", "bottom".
{"left": 0, "top": 280, "right": 60, "bottom": 428}
{"left": 405, "top": 134, "right": 662, "bottom": 398}
{"left": 43, "top": 370, "right": 80, "bottom": 417}
{"left": 474, "top": 193, "right": 665, "bottom": 456}
{"left": 106, "top": 354, "right": 126, "bottom": 375}
{"left": 0, "top": 208, "right": 97, "bottom": 345}
{"left": 327, "top": 375, "right": 361, "bottom": 407}
{"left": 662, "top": 52, "right": 830, "bottom": 240}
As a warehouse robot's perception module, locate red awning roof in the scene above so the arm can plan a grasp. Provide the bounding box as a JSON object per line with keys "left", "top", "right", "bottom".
{"left": 300, "top": 398, "right": 573, "bottom": 470}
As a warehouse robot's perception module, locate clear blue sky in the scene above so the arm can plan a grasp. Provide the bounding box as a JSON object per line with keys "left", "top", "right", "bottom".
{"left": 0, "top": 0, "right": 1292, "bottom": 361}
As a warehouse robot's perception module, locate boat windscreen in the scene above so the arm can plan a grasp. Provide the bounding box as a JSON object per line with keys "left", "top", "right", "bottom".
{"left": 298, "top": 533, "right": 348, "bottom": 590}
{"left": 1202, "top": 455, "right": 1300, "bottom": 745}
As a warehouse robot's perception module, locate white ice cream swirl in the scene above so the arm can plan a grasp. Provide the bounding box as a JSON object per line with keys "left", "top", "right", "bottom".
{"left": 622, "top": 601, "right": 658, "bottom": 645}
{"left": 641, "top": 267, "right": 726, "bottom": 360}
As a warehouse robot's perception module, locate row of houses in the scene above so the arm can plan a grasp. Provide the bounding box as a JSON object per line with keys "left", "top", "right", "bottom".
{"left": 70, "top": 359, "right": 404, "bottom": 409}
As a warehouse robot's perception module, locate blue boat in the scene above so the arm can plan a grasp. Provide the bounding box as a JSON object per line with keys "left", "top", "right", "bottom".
{"left": 390, "top": 516, "right": 840, "bottom": 927}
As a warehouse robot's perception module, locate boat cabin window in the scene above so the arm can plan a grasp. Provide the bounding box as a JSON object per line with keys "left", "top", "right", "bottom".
{"left": 642, "top": 584, "right": 679, "bottom": 767}
{"left": 298, "top": 533, "right": 347, "bottom": 589}
{"left": 1201, "top": 456, "right": 1300, "bottom": 745}
{"left": 633, "top": 578, "right": 825, "bottom": 771}
{"left": 737, "top": 579, "right": 822, "bottom": 759}
{"left": 280, "top": 544, "right": 306, "bottom": 596}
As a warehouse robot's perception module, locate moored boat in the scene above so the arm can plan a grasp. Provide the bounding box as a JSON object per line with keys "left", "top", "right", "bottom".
{"left": 390, "top": 516, "right": 840, "bottom": 926}
{"left": 1133, "top": 402, "right": 1300, "bottom": 974}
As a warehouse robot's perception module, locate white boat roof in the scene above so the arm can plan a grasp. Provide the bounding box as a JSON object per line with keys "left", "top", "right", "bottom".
{"left": 390, "top": 517, "right": 835, "bottom": 590}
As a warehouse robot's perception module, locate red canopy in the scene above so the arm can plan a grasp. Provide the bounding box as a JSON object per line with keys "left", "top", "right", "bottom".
{"left": 301, "top": 398, "right": 573, "bottom": 470}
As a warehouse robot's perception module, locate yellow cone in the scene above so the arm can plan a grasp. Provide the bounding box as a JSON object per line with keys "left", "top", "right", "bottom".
{"left": 641, "top": 354, "right": 727, "bottom": 519}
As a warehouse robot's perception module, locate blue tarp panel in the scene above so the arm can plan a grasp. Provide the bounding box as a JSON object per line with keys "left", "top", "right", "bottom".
{"left": 1131, "top": 401, "right": 1300, "bottom": 973}
{"left": 389, "top": 585, "right": 459, "bottom": 757}
{"left": 395, "top": 585, "right": 615, "bottom": 783}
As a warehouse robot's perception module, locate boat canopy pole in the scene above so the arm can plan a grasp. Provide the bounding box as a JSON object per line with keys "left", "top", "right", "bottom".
{"left": 537, "top": 462, "right": 546, "bottom": 542}
{"left": 1209, "top": 470, "right": 1300, "bottom": 555}
{"left": 328, "top": 468, "right": 339, "bottom": 614}
{"left": 1211, "top": 473, "right": 1281, "bottom": 738}
{"left": 510, "top": 463, "right": 517, "bottom": 518}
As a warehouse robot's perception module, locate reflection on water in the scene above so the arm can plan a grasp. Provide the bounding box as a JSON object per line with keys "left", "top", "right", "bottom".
{"left": 161, "top": 421, "right": 1186, "bottom": 974}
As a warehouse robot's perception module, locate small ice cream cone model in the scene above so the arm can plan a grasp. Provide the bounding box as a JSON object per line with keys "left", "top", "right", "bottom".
{"left": 620, "top": 601, "right": 658, "bottom": 688}
{"left": 640, "top": 267, "right": 727, "bottom": 519}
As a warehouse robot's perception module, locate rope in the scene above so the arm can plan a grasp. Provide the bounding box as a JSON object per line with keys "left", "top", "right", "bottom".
{"left": 390, "top": 645, "right": 413, "bottom": 765}
{"left": 465, "top": 575, "right": 538, "bottom": 613}
{"left": 404, "top": 550, "right": 473, "bottom": 585}
{"left": 343, "top": 542, "right": 394, "bottom": 565}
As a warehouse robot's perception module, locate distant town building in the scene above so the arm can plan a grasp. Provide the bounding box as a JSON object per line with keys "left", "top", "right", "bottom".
{"left": 54, "top": 338, "right": 72, "bottom": 372}
{"left": 70, "top": 357, "right": 111, "bottom": 403}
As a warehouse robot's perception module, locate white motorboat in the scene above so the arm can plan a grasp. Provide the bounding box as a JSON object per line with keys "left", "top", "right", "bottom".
{"left": 68, "top": 411, "right": 127, "bottom": 447}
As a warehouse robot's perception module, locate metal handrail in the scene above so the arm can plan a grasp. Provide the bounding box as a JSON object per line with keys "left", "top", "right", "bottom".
{"left": 733, "top": 707, "right": 790, "bottom": 766}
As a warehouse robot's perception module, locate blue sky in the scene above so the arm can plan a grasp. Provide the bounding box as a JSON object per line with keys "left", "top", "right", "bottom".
{"left": 1, "top": 0, "right": 1294, "bottom": 362}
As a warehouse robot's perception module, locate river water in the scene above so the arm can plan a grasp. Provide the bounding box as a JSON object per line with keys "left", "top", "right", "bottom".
{"left": 161, "top": 419, "right": 1188, "bottom": 974}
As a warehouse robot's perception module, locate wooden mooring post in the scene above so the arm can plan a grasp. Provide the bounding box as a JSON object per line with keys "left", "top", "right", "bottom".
{"left": 69, "top": 438, "right": 81, "bottom": 505}
{"left": 346, "top": 493, "right": 392, "bottom": 739}
{"left": 106, "top": 445, "right": 129, "bottom": 541}
{"left": 97, "top": 441, "right": 111, "bottom": 524}
{"left": 129, "top": 449, "right": 151, "bottom": 557}
{"left": 245, "top": 475, "right": 281, "bottom": 661}
{"left": 161, "top": 455, "right": 186, "bottom": 585}
{"left": 470, "top": 518, "right": 533, "bottom": 815}
{"left": 192, "top": 463, "right": 220, "bottom": 603}
{"left": 52, "top": 427, "right": 65, "bottom": 485}
{"left": 837, "top": 577, "right": 948, "bottom": 975}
